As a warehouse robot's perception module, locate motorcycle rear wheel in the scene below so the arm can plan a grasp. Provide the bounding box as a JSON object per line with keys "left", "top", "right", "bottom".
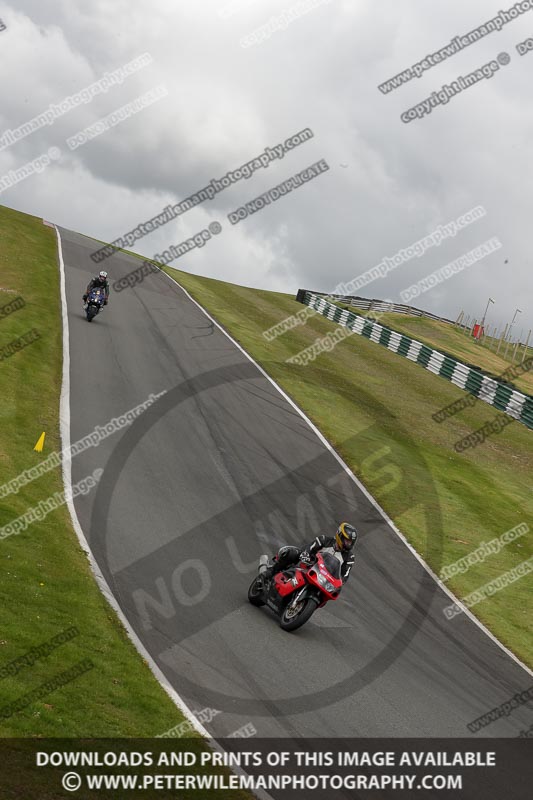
{"left": 279, "top": 597, "right": 316, "bottom": 631}
{"left": 247, "top": 577, "right": 265, "bottom": 607}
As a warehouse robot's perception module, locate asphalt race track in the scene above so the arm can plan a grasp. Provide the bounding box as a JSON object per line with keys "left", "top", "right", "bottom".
{"left": 60, "top": 226, "right": 531, "bottom": 743}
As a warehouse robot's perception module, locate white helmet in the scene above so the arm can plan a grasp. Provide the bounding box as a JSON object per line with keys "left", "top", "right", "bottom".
{"left": 99, "top": 270, "right": 108, "bottom": 280}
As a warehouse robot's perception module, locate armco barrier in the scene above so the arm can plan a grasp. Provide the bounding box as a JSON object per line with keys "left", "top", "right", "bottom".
{"left": 301, "top": 291, "right": 457, "bottom": 325}
{"left": 295, "top": 290, "right": 533, "bottom": 431}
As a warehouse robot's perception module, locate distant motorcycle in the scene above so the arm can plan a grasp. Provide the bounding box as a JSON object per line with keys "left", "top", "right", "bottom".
{"left": 84, "top": 287, "right": 106, "bottom": 322}
{"left": 248, "top": 551, "right": 343, "bottom": 631}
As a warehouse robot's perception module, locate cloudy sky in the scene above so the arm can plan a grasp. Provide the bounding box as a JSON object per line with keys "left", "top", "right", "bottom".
{"left": 1, "top": 0, "right": 531, "bottom": 336}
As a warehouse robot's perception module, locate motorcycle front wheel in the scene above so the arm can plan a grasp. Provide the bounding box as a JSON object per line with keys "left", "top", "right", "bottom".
{"left": 279, "top": 596, "right": 316, "bottom": 631}
{"left": 247, "top": 576, "right": 265, "bottom": 607}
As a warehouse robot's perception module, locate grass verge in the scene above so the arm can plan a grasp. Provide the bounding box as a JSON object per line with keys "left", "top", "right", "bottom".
{"left": 0, "top": 206, "right": 193, "bottom": 736}
{"left": 0, "top": 204, "right": 253, "bottom": 797}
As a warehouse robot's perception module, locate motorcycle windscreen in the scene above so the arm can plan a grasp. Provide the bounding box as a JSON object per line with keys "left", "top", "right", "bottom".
{"left": 320, "top": 551, "right": 342, "bottom": 579}
{"left": 90, "top": 288, "right": 104, "bottom": 303}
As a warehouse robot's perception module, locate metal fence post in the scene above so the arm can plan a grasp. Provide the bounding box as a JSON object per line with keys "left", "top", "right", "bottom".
{"left": 522, "top": 330, "right": 531, "bottom": 364}
{"left": 496, "top": 324, "right": 508, "bottom": 355}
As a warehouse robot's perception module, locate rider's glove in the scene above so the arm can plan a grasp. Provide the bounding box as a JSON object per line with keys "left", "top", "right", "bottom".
{"left": 82, "top": 294, "right": 87, "bottom": 302}
{"left": 300, "top": 550, "right": 313, "bottom": 564}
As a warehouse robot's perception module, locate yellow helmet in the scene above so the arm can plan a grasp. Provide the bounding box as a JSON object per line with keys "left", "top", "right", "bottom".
{"left": 335, "top": 522, "right": 358, "bottom": 552}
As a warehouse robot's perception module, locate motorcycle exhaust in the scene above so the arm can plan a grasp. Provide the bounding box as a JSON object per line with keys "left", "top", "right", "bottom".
{"left": 258, "top": 554, "right": 269, "bottom": 574}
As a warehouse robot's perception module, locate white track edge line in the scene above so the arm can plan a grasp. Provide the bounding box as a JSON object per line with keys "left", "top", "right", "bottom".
{"left": 55, "top": 226, "right": 273, "bottom": 800}
{"left": 160, "top": 266, "right": 533, "bottom": 680}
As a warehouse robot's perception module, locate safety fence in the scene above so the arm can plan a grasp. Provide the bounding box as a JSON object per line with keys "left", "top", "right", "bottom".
{"left": 304, "top": 291, "right": 458, "bottom": 324}
{"left": 295, "top": 290, "right": 533, "bottom": 430}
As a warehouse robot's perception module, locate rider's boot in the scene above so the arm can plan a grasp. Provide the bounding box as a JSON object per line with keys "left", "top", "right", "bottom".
{"left": 259, "top": 557, "right": 277, "bottom": 583}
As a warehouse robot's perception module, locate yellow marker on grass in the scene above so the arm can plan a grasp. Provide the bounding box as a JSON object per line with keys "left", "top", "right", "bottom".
{"left": 34, "top": 432, "right": 46, "bottom": 452}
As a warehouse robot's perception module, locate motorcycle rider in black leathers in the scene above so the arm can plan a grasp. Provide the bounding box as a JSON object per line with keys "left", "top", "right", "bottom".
{"left": 83, "top": 270, "right": 110, "bottom": 305}
{"left": 262, "top": 522, "right": 358, "bottom": 584}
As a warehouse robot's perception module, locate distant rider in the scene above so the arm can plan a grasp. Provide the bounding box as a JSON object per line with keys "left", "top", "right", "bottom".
{"left": 262, "top": 522, "right": 358, "bottom": 584}
{"left": 83, "top": 270, "right": 110, "bottom": 305}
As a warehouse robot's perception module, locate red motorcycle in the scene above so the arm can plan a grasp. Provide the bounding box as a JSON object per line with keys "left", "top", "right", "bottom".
{"left": 247, "top": 551, "right": 343, "bottom": 631}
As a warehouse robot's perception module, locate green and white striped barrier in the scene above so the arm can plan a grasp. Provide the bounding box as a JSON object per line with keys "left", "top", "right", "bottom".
{"left": 296, "top": 290, "right": 533, "bottom": 431}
